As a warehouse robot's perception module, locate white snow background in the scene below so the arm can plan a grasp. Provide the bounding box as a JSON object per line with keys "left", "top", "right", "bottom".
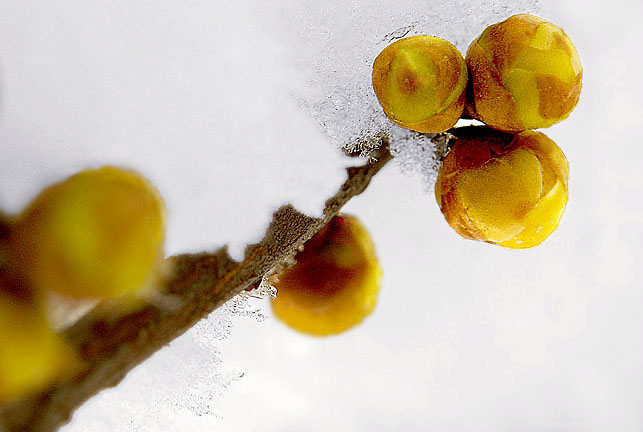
{"left": 0, "top": 0, "right": 642, "bottom": 430}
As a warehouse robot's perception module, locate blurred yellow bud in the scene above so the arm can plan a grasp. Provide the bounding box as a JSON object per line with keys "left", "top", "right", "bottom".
{"left": 12, "top": 166, "right": 166, "bottom": 299}
{"left": 373, "top": 35, "right": 468, "bottom": 133}
{"left": 272, "top": 214, "right": 382, "bottom": 336}
{"left": 466, "top": 14, "right": 582, "bottom": 131}
{"left": 435, "top": 127, "right": 569, "bottom": 248}
{"left": 0, "top": 273, "right": 78, "bottom": 402}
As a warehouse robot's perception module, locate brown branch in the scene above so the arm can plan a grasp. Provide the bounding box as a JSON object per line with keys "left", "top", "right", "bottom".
{"left": 0, "top": 144, "right": 393, "bottom": 432}
{"left": 0, "top": 214, "right": 10, "bottom": 270}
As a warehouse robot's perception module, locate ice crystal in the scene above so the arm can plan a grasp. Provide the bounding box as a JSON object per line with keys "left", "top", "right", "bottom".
{"left": 262, "top": 0, "right": 541, "bottom": 185}
{"left": 223, "top": 277, "right": 277, "bottom": 322}
{"left": 62, "top": 290, "right": 269, "bottom": 432}
{"left": 389, "top": 126, "right": 451, "bottom": 191}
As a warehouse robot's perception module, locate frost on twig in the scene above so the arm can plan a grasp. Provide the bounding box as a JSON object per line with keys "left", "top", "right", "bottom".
{"left": 0, "top": 141, "right": 393, "bottom": 432}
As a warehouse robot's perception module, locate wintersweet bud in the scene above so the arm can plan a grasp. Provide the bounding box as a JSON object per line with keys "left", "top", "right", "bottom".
{"left": 373, "top": 35, "right": 468, "bottom": 133}
{"left": 0, "top": 272, "right": 78, "bottom": 401}
{"left": 466, "top": 14, "right": 582, "bottom": 131}
{"left": 435, "top": 127, "right": 569, "bottom": 249}
{"left": 272, "top": 214, "right": 382, "bottom": 336}
{"left": 12, "top": 166, "right": 166, "bottom": 299}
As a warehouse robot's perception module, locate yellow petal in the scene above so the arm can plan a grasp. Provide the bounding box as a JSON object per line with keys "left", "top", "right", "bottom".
{"left": 499, "top": 179, "right": 568, "bottom": 249}
{"left": 457, "top": 149, "right": 543, "bottom": 242}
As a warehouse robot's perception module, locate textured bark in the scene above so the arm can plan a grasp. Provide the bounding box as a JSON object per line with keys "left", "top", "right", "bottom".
{"left": 0, "top": 144, "right": 392, "bottom": 432}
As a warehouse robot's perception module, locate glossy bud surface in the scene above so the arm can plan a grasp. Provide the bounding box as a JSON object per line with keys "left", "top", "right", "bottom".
{"left": 373, "top": 35, "right": 468, "bottom": 133}
{"left": 435, "top": 127, "right": 569, "bottom": 248}
{"left": 466, "top": 14, "right": 582, "bottom": 131}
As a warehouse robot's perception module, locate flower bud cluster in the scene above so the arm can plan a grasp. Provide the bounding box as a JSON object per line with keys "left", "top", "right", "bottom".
{"left": 373, "top": 14, "right": 580, "bottom": 248}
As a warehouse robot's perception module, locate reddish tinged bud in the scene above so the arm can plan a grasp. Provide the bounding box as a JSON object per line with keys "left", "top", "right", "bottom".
{"left": 271, "top": 214, "right": 381, "bottom": 336}
{"left": 435, "top": 127, "right": 569, "bottom": 248}
{"left": 466, "top": 14, "right": 582, "bottom": 131}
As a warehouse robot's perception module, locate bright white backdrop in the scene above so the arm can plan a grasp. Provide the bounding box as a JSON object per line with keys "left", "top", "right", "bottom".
{"left": 1, "top": 0, "right": 642, "bottom": 431}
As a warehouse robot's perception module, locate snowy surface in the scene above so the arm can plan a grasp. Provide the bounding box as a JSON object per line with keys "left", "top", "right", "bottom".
{"left": 1, "top": 0, "right": 642, "bottom": 431}
{"left": 0, "top": 1, "right": 350, "bottom": 261}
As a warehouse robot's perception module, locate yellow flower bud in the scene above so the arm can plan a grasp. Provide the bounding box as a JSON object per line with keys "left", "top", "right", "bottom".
{"left": 12, "top": 166, "right": 166, "bottom": 299}
{"left": 466, "top": 14, "right": 582, "bottom": 131}
{"left": 435, "top": 127, "right": 569, "bottom": 248}
{"left": 373, "top": 35, "right": 468, "bottom": 133}
{"left": 0, "top": 273, "right": 78, "bottom": 402}
{"left": 271, "top": 214, "right": 382, "bottom": 336}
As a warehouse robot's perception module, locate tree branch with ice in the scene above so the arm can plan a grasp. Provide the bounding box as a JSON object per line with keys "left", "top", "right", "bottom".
{"left": 0, "top": 142, "right": 393, "bottom": 432}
